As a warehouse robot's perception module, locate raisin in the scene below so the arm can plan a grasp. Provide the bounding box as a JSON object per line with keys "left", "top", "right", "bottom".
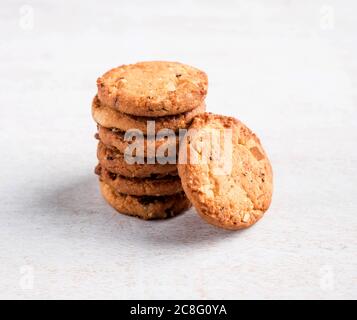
{"left": 108, "top": 172, "right": 117, "bottom": 180}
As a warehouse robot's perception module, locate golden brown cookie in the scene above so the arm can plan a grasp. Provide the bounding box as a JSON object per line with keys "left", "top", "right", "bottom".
{"left": 178, "top": 113, "right": 273, "bottom": 230}
{"left": 99, "top": 181, "right": 191, "bottom": 220}
{"left": 97, "top": 142, "right": 178, "bottom": 178}
{"left": 96, "top": 164, "right": 183, "bottom": 196}
{"left": 97, "top": 61, "right": 208, "bottom": 117}
{"left": 97, "top": 125, "right": 178, "bottom": 158}
{"left": 92, "top": 95, "right": 206, "bottom": 134}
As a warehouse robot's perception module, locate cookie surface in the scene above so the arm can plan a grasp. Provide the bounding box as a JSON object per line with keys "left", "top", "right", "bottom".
{"left": 97, "top": 61, "right": 208, "bottom": 117}
{"left": 92, "top": 95, "right": 206, "bottom": 133}
{"left": 97, "top": 142, "right": 178, "bottom": 178}
{"left": 96, "top": 164, "right": 183, "bottom": 196}
{"left": 178, "top": 113, "right": 273, "bottom": 230}
{"left": 97, "top": 125, "right": 179, "bottom": 158}
{"left": 99, "top": 181, "right": 191, "bottom": 220}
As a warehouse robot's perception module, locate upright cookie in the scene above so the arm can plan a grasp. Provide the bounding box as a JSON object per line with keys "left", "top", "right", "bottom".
{"left": 97, "top": 61, "right": 208, "bottom": 117}
{"left": 92, "top": 95, "right": 206, "bottom": 134}
{"left": 99, "top": 181, "right": 191, "bottom": 220}
{"left": 178, "top": 113, "right": 273, "bottom": 230}
{"left": 97, "top": 142, "right": 178, "bottom": 178}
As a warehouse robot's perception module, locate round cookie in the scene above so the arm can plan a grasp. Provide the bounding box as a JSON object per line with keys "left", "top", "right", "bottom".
{"left": 97, "top": 61, "right": 208, "bottom": 117}
{"left": 92, "top": 95, "right": 206, "bottom": 134}
{"left": 97, "top": 125, "right": 179, "bottom": 158}
{"left": 99, "top": 181, "right": 191, "bottom": 220}
{"left": 97, "top": 142, "right": 178, "bottom": 178}
{"left": 96, "top": 164, "right": 183, "bottom": 196}
{"left": 178, "top": 113, "right": 273, "bottom": 230}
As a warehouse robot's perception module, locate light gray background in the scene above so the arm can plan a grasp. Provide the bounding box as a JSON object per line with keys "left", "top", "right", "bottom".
{"left": 1, "top": 0, "right": 356, "bottom": 299}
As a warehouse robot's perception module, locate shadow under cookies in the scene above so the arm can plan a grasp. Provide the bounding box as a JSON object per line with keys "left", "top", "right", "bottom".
{"left": 35, "top": 174, "right": 236, "bottom": 247}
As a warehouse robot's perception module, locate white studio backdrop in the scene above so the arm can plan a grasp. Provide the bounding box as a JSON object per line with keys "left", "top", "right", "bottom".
{"left": 0, "top": 0, "right": 356, "bottom": 299}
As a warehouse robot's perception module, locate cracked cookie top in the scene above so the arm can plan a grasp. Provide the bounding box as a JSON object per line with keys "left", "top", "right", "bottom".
{"left": 97, "top": 61, "right": 208, "bottom": 117}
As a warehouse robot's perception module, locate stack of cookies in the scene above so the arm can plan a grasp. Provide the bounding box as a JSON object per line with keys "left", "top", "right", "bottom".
{"left": 92, "top": 61, "right": 208, "bottom": 220}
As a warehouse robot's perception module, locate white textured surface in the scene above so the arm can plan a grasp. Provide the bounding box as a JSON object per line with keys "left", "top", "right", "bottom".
{"left": 1, "top": 0, "right": 356, "bottom": 299}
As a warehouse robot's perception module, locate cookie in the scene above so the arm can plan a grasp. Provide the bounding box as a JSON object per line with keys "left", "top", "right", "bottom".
{"left": 99, "top": 181, "right": 191, "bottom": 220}
{"left": 178, "top": 113, "right": 273, "bottom": 230}
{"left": 96, "top": 164, "right": 183, "bottom": 196}
{"left": 97, "top": 61, "right": 208, "bottom": 117}
{"left": 97, "top": 125, "right": 179, "bottom": 158}
{"left": 97, "top": 142, "right": 178, "bottom": 178}
{"left": 92, "top": 95, "right": 206, "bottom": 134}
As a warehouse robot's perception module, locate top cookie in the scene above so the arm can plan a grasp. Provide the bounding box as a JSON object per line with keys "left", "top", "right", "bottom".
{"left": 178, "top": 113, "right": 273, "bottom": 230}
{"left": 97, "top": 61, "right": 208, "bottom": 117}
